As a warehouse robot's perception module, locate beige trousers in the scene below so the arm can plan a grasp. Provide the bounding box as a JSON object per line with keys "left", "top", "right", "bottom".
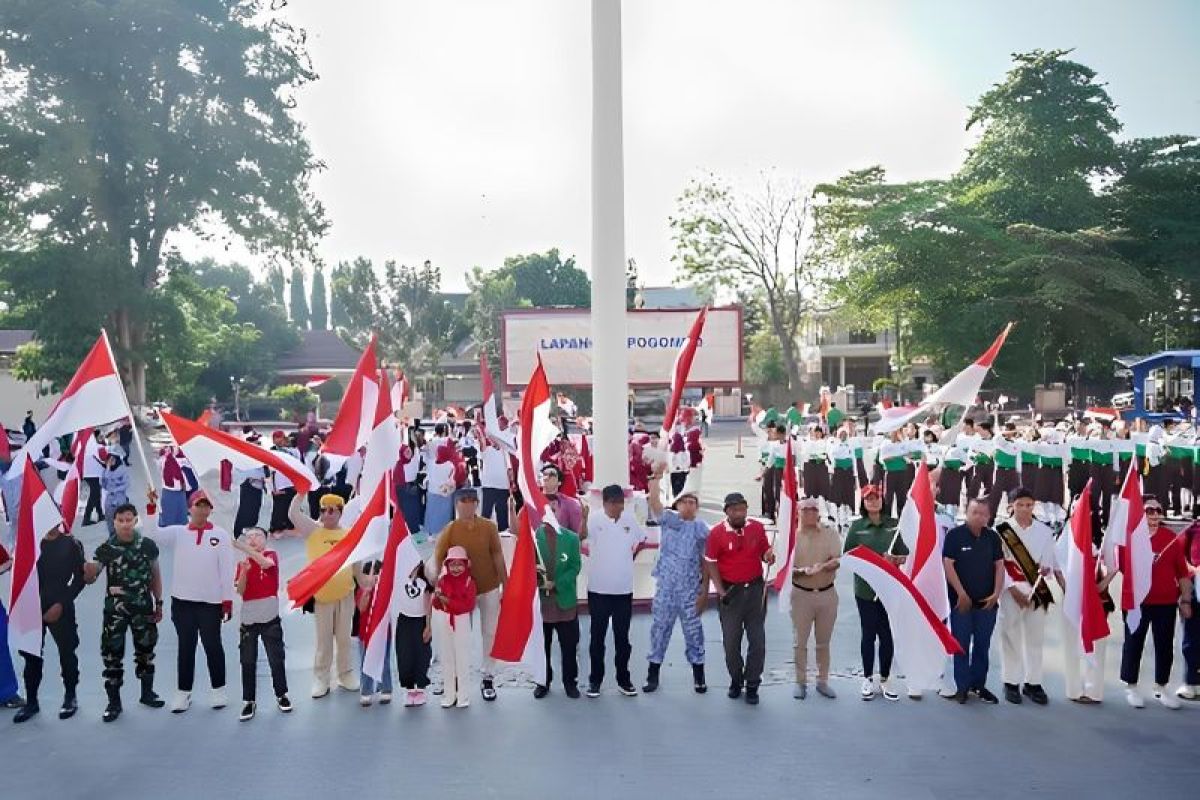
{"left": 790, "top": 586, "right": 838, "bottom": 683}
{"left": 313, "top": 594, "right": 355, "bottom": 683}
{"left": 434, "top": 609, "right": 474, "bottom": 703}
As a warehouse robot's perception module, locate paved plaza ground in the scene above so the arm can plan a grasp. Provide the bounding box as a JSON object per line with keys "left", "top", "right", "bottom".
{"left": 5, "top": 421, "right": 1199, "bottom": 799}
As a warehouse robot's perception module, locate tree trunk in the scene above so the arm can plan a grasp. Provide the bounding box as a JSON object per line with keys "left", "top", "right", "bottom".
{"left": 765, "top": 297, "right": 805, "bottom": 398}
{"left": 112, "top": 308, "right": 147, "bottom": 406}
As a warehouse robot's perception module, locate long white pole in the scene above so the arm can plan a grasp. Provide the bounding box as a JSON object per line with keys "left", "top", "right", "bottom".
{"left": 590, "top": 0, "right": 630, "bottom": 489}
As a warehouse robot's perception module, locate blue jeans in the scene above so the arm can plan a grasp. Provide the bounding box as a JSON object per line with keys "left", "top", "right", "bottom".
{"left": 950, "top": 606, "right": 998, "bottom": 692}
{"left": 360, "top": 635, "right": 393, "bottom": 696}
{"left": 0, "top": 601, "right": 20, "bottom": 701}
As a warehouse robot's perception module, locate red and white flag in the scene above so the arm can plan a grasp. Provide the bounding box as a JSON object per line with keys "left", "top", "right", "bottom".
{"left": 770, "top": 437, "right": 799, "bottom": 611}
{"left": 160, "top": 411, "right": 317, "bottom": 494}
{"left": 9, "top": 332, "right": 130, "bottom": 477}
{"left": 515, "top": 355, "right": 562, "bottom": 533}
{"left": 9, "top": 459, "right": 64, "bottom": 657}
{"left": 842, "top": 545, "right": 963, "bottom": 691}
{"left": 340, "top": 370, "right": 402, "bottom": 561}
{"left": 361, "top": 484, "right": 424, "bottom": 683}
{"left": 1107, "top": 464, "right": 1154, "bottom": 631}
{"left": 54, "top": 429, "right": 92, "bottom": 534}
{"left": 286, "top": 479, "right": 389, "bottom": 609}
{"left": 480, "top": 352, "right": 505, "bottom": 443}
{"left": 1061, "top": 480, "right": 1111, "bottom": 656}
{"left": 321, "top": 334, "right": 380, "bottom": 464}
{"left": 898, "top": 460, "right": 949, "bottom": 620}
{"left": 489, "top": 507, "right": 546, "bottom": 685}
{"left": 659, "top": 307, "right": 708, "bottom": 443}
{"left": 389, "top": 368, "right": 408, "bottom": 415}
{"left": 874, "top": 323, "right": 1013, "bottom": 434}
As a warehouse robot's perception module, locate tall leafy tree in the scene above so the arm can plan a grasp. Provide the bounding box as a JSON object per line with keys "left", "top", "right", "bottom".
{"left": 310, "top": 264, "right": 329, "bottom": 330}
{"left": 289, "top": 265, "right": 310, "bottom": 330}
{"left": 0, "top": 0, "right": 327, "bottom": 402}
{"left": 329, "top": 262, "right": 350, "bottom": 328}
{"left": 267, "top": 264, "right": 288, "bottom": 307}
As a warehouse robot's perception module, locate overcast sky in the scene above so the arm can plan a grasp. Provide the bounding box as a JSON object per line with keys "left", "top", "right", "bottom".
{"left": 183, "top": 0, "right": 1200, "bottom": 292}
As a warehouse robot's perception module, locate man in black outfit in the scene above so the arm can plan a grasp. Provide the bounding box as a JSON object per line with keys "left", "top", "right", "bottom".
{"left": 14, "top": 524, "right": 88, "bottom": 723}
{"left": 943, "top": 498, "right": 1005, "bottom": 705}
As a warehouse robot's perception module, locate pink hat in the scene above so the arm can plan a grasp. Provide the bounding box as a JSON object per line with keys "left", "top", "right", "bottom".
{"left": 188, "top": 489, "right": 213, "bottom": 508}
{"left": 444, "top": 545, "right": 470, "bottom": 564}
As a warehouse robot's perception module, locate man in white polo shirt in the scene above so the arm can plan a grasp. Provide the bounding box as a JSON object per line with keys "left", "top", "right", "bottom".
{"left": 153, "top": 490, "right": 236, "bottom": 713}
{"left": 585, "top": 484, "right": 647, "bottom": 698}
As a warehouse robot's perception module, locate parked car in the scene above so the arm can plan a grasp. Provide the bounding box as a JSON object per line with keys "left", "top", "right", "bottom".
{"left": 1111, "top": 391, "right": 1134, "bottom": 410}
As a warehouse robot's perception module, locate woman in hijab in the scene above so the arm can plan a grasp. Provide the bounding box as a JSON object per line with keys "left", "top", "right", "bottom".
{"left": 423, "top": 441, "right": 460, "bottom": 536}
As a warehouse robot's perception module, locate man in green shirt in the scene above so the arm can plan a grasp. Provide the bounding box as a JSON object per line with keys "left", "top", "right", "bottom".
{"left": 844, "top": 485, "right": 908, "bottom": 702}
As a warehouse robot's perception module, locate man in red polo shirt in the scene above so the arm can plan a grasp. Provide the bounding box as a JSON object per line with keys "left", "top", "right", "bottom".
{"left": 1119, "top": 498, "right": 1194, "bottom": 709}
{"left": 704, "top": 492, "right": 775, "bottom": 705}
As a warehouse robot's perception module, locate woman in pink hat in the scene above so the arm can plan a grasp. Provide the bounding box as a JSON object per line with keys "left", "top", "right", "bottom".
{"left": 433, "top": 546, "right": 476, "bottom": 708}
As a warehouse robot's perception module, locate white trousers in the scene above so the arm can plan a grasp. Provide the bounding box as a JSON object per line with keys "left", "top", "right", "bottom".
{"left": 1059, "top": 606, "right": 1108, "bottom": 701}
{"left": 434, "top": 609, "right": 473, "bottom": 703}
{"left": 476, "top": 588, "right": 501, "bottom": 679}
{"left": 999, "top": 590, "right": 1047, "bottom": 685}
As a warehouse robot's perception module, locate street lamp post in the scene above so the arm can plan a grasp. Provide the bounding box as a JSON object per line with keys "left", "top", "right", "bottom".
{"left": 230, "top": 376, "right": 244, "bottom": 422}
{"left": 1069, "top": 362, "right": 1084, "bottom": 412}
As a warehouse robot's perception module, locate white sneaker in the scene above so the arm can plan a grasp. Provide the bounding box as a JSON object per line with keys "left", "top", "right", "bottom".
{"left": 907, "top": 687, "right": 923, "bottom": 700}
{"left": 860, "top": 677, "right": 876, "bottom": 701}
{"left": 440, "top": 695, "right": 456, "bottom": 709}
{"left": 210, "top": 687, "right": 227, "bottom": 709}
{"left": 881, "top": 678, "right": 900, "bottom": 702}
{"left": 455, "top": 698, "right": 470, "bottom": 708}
{"left": 1176, "top": 684, "right": 1199, "bottom": 701}
{"left": 1154, "top": 686, "right": 1181, "bottom": 710}
{"left": 1125, "top": 687, "right": 1146, "bottom": 709}
{"left": 338, "top": 673, "right": 361, "bottom": 692}
{"left": 379, "top": 691, "right": 392, "bottom": 705}
{"left": 170, "top": 690, "right": 191, "bottom": 714}
{"left": 360, "top": 694, "right": 374, "bottom": 707}
{"left": 938, "top": 686, "right": 958, "bottom": 699}
{"left": 311, "top": 679, "right": 330, "bottom": 699}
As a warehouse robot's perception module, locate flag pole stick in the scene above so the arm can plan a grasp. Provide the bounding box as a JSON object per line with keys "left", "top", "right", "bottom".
{"left": 101, "top": 329, "right": 157, "bottom": 496}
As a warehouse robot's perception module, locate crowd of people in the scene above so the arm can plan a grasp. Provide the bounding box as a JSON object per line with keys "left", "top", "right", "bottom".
{"left": 0, "top": 401, "right": 1198, "bottom": 729}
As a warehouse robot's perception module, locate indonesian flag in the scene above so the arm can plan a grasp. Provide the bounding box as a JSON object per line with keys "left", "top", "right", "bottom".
{"left": 771, "top": 436, "right": 799, "bottom": 611}
{"left": 361, "top": 484, "right": 423, "bottom": 683}
{"left": 659, "top": 307, "right": 708, "bottom": 443}
{"left": 489, "top": 507, "right": 547, "bottom": 685}
{"left": 196, "top": 409, "right": 214, "bottom": 427}
{"left": 842, "top": 545, "right": 963, "bottom": 691}
{"left": 874, "top": 323, "right": 1013, "bottom": 434}
{"left": 0, "top": 424, "right": 9, "bottom": 461}
{"left": 1085, "top": 407, "right": 1118, "bottom": 422}
{"left": 516, "top": 355, "right": 562, "bottom": 533}
{"left": 480, "top": 352, "right": 509, "bottom": 446}
{"left": 305, "top": 375, "right": 332, "bottom": 390}
{"left": 1061, "top": 480, "right": 1110, "bottom": 655}
{"left": 1104, "top": 463, "right": 1153, "bottom": 631}
{"left": 160, "top": 411, "right": 317, "bottom": 494}
{"left": 898, "top": 460, "right": 949, "bottom": 620}
{"left": 579, "top": 433, "right": 594, "bottom": 484}
{"left": 8, "top": 332, "right": 131, "bottom": 477}
{"left": 286, "top": 478, "right": 389, "bottom": 608}
{"left": 339, "top": 369, "right": 402, "bottom": 561}
{"left": 9, "top": 459, "right": 64, "bottom": 657}
{"left": 389, "top": 369, "right": 408, "bottom": 415}
{"left": 321, "top": 333, "right": 380, "bottom": 464}
{"left": 54, "top": 429, "right": 92, "bottom": 534}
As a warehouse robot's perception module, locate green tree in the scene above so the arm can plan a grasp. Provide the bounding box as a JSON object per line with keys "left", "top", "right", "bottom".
{"left": 0, "top": 0, "right": 326, "bottom": 402}
{"left": 270, "top": 384, "right": 318, "bottom": 422}
{"left": 310, "top": 265, "right": 329, "bottom": 330}
{"left": 267, "top": 264, "right": 288, "bottom": 307}
{"left": 289, "top": 266, "right": 310, "bottom": 330}
{"left": 671, "top": 175, "right": 829, "bottom": 393}
{"left": 329, "top": 262, "right": 350, "bottom": 328}
{"left": 744, "top": 330, "right": 788, "bottom": 387}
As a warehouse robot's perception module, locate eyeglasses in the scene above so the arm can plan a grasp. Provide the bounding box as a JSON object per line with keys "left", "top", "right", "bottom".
{"left": 320, "top": 507, "right": 340, "bottom": 515}
{"left": 1144, "top": 507, "right": 1163, "bottom": 514}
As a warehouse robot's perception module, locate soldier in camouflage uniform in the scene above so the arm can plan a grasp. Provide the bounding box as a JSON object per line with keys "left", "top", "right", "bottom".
{"left": 89, "top": 502, "right": 165, "bottom": 722}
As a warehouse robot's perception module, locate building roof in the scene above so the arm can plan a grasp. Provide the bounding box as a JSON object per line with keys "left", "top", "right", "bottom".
{"left": 0, "top": 329, "right": 35, "bottom": 354}
{"left": 275, "top": 330, "right": 362, "bottom": 374}
{"left": 1122, "top": 350, "right": 1200, "bottom": 371}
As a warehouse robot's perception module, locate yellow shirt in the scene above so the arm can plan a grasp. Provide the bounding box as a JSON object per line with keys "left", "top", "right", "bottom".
{"left": 305, "top": 526, "right": 354, "bottom": 603}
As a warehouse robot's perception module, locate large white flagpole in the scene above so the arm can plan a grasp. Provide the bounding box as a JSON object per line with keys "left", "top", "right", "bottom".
{"left": 589, "top": 0, "right": 630, "bottom": 489}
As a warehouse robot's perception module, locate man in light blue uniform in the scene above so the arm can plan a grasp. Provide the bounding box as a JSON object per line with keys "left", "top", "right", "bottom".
{"left": 643, "top": 489, "right": 710, "bottom": 694}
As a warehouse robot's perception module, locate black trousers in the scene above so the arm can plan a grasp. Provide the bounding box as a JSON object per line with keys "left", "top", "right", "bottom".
{"left": 269, "top": 488, "right": 296, "bottom": 533}
{"left": 670, "top": 471, "right": 688, "bottom": 497}
{"left": 1089, "top": 463, "right": 1116, "bottom": 527}
{"left": 587, "top": 592, "right": 632, "bottom": 688}
{"left": 83, "top": 477, "right": 103, "bottom": 522}
{"left": 717, "top": 578, "right": 767, "bottom": 689}
{"left": 239, "top": 617, "right": 287, "bottom": 702}
{"left": 967, "top": 463, "right": 994, "bottom": 500}
{"left": 883, "top": 469, "right": 912, "bottom": 517}
{"left": 233, "top": 482, "right": 263, "bottom": 539}
{"left": 855, "top": 596, "right": 894, "bottom": 679}
{"left": 1068, "top": 461, "right": 1089, "bottom": 499}
{"left": 480, "top": 487, "right": 509, "bottom": 532}
{"left": 543, "top": 617, "right": 580, "bottom": 689}
{"left": 761, "top": 466, "right": 779, "bottom": 521}
{"left": 171, "top": 598, "right": 226, "bottom": 691}
{"left": 987, "top": 466, "right": 1021, "bottom": 522}
{"left": 21, "top": 605, "right": 79, "bottom": 702}
{"left": 394, "top": 614, "right": 431, "bottom": 689}
{"left": 1164, "top": 456, "right": 1185, "bottom": 515}
{"left": 1120, "top": 603, "right": 1177, "bottom": 686}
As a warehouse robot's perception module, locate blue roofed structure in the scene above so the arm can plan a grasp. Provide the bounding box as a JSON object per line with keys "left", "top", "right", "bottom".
{"left": 1119, "top": 349, "right": 1199, "bottom": 420}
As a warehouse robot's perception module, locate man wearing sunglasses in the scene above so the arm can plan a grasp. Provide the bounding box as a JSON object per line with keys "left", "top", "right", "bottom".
{"left": 1119, "top": 499, "right": 1193, "bottom": 709}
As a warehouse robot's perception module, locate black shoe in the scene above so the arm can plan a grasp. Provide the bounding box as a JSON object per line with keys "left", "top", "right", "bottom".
{"left": 1023, "top": 684, "right": 1049, "bottom": 705}
{"left": 277, "top": 695, "right": 293, "bottom": 713}
{"left": 585, "top": 684, "right": 601, "bottom": 698}
{"left": 642, "top": 662, "right": 661, "bottom": 694}
{"left": 102, "top": 685, "right": 122, "bottom": 722}
{"left": 239, "top": 701, "right": 256, "bottom": 722}
{"left": 13, "top": 702, "right": 39, "bottom": 723}
{"left": 59, "top": 693, "right": 78, "bottom": 720}
{"left": 533, "top": 684, "right": 550, "bottom": 699}
{"left": 1, "top": 695, "right": 24, "bottom": 709}
{"left": 727, "top": 683, "right": 743, "bottom": 700}
{"left": 565, "top": 685, "right": 581, "bottom": 699}
{"left": 745, "top": 687, "right": 760, "bottom": 705}
{"left": 975, "top": 687, "right": 999, "bottom": 705}
{"left": 692, "top": 664, "right": 707, "bottom": 694}
{"left": 1004, "top": 683, "right": 1022, "bottom": 704}
{"left": 954, "top": 690, "right": 969, "bottom": 704}
{"left": 139, "top": 676, "right": 165, "bottom": 709}
{"left": 617, "top": 683, "right": 638, "bottom": 697}
{"left": 480, "top": 679, "right": 497, "bottom": 702}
